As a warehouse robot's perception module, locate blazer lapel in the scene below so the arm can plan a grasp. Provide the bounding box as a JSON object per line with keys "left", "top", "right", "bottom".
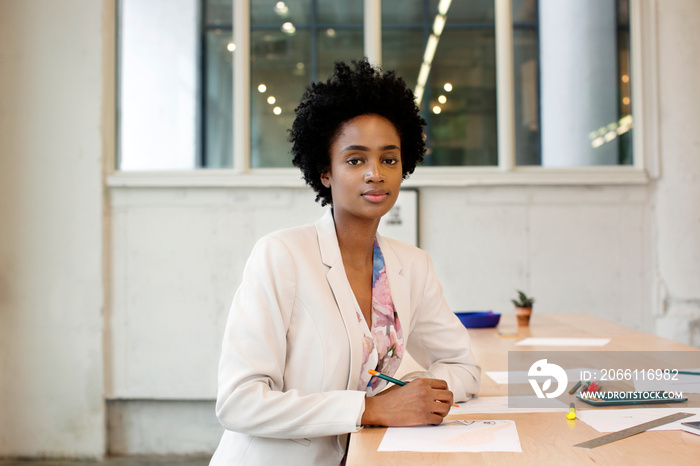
{"left": 315, "top": 210, "right": 364, "bottom": 390}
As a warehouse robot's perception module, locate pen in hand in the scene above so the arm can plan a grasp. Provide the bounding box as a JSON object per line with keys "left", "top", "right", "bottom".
{"left": 368, "top": 368, "right": 406, "bottom": 386}
{"left": 368, "top": 369, "right": 459, "bottom": 407}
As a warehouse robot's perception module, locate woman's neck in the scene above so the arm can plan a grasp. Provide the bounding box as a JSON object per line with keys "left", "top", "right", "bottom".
{"left": 332, "top": 210, "right": 380, "bottom": 269}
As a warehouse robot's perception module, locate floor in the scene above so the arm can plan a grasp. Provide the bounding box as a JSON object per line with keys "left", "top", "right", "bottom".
{"left": 0, "top": 457, "right": 210, "bottom": 466}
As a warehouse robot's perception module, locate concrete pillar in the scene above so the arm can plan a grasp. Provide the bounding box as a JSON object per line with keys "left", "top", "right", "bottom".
{"left": 653, "top": 0, "right": 700, "bottom": 346}
{"left": 539, "top": 0, "right": 619, "bottom": 166}
{"left": 0, "top": 0, "right": 107, "bottom": 457}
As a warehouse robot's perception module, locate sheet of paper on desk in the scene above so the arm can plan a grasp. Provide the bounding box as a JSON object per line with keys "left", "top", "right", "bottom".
{"left": 450, "top": 396, "right": 568, "bottom": 414}
{"left": 377, "top": 420, "right": 522, "bottom": 452}
{"left": 577, "top": 408, "right": 700, "bottom": 432}
{"left": 633, "top": 369, "right": 700, "bottom": 393}
{"left": 487, "top": 367, "right": 595, "bottom": 385}
{"left": 515, "top": 337, "right": 610, "bottom": 347}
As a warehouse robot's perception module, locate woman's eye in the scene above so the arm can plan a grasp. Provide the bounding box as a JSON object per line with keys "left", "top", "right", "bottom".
{"left": 384, "top": 158, "right": 398, "bottom": 165}
{"left": 347, "top": 158, "right": 362, "bottom": 165}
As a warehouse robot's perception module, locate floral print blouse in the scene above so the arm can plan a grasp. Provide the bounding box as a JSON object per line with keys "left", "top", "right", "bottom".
{"left": 356, "top": 239, "right": 405, "bottom": 395}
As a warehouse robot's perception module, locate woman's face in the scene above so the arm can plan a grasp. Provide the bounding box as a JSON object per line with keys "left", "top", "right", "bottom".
{"left": 322, "top": 114, "right": 403, "bottom": 224}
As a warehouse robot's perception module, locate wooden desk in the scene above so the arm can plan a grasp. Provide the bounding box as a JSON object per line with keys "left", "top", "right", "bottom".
{"left": 347, "top": 313, "right": 700, "bottom": 465}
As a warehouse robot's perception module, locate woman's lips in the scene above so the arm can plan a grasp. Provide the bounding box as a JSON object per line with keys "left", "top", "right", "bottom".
{"left": 362, "top": 190, "right": 389, "bottom": 202}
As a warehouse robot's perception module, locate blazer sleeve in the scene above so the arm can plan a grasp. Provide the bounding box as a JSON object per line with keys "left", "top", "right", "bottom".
{"left": 404, "top": 252, "right": 481, "bottom": 402}
{"left": 215, "top": 234, "right": 366, "bottom": 439}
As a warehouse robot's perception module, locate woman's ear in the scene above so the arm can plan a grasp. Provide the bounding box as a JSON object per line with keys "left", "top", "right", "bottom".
{"left": 320, "top": 171, "right": 331, "bottom": 188}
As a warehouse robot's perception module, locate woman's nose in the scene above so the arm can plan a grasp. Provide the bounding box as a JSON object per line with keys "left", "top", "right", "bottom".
{"left": 365, "top": 160, "right": 383, "bottom": 182}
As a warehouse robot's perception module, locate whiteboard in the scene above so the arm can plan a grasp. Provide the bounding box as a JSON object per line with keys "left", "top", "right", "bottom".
{"left": 378, "top": 189, "right": 419, "bottom": 246}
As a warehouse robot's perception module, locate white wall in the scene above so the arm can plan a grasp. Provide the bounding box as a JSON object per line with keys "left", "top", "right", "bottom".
{"left": 109, "top": 184, "right": 654, "bottom": 401}
{"left": 1, "top": 0, "right": 699, "bottom": 459}
{"left": 420, "top": 185, "right": 652, "bottom": 327}
{"left": 0, "top": 0, "right": 106, "bottom": 458}
{"left": 108, "top": 188, "right": 322, "bottom": 399}
{"left": 653, "top": 0, "right": 700, "bottom": 344}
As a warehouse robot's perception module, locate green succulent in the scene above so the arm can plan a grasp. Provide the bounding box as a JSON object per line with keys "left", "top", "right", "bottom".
{"left": 511, "top": 290, "right": 535, "bottom": 308}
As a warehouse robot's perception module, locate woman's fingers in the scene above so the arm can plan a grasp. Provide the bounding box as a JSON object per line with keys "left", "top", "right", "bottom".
{"left": 425, "top": 378, "right": 449, "bottom": 390}
{"left": 361, "top": 377, "right": 454, "bottom": 426}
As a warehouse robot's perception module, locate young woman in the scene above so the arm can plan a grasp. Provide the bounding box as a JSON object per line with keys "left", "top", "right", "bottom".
{"left": 210, "top": 59, "right": 480, "bottom": 465}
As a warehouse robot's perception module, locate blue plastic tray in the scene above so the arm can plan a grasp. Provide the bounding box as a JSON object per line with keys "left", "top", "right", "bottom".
{"left": 455, "top": 311, "right": 501, "bottom": 328}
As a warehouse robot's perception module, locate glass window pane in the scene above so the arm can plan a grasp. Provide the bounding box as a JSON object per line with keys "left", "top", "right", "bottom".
{"left": 382, "top": 0, "right": 494, "bottom": 24}
{"left": 438, "top": 0, "right": 494, "bottom": 22}
{"left": 427, "top": 29, "right": 498, "bottom": 166}
{"left": 204, "top": 28, "right": 233, "bottom": 168}
{"left": 252, "top": 0, "right": 311, "bottom": 24}
{"left": 380, "top": 0, "right": 425, "bottom": 24}
{"left": 317, "top": 0, "right": 363, "bottom": 23}
{"left": 382, "top": 0, "right": 631, "bottom": 169}
{"left": 249, "top": 0, "right": 363, "bottom": 168}
{"left": 123, "top": 0, "right": 634, "bottom": 171}
{"left": 617, "top": 0, "right": 632, "bottom": 165}
{"left": 383, "top": 0, "right": 498, "bottom": 166}
{"left": 118, "top": 0, "right": 200, "bottom": 170}
{"left": 513, "top": 27, "right": 540, "bottom": 165}
{"left": 512, "top": 0, "right": 536, "bottom": 23}
{"left": 317, "top": 29, "right": 364, "bottom": 81}
{"left": 512, "top": 0, "right": 540, "bottom": 165}
{"left": 382, "top": 30, "right": 423, "bottom": 92}
{"left": 205, "top": 0, "right": 231, "bottom": 25}
{"left": 250, "top": 28, "right": 311, "bottom": 168}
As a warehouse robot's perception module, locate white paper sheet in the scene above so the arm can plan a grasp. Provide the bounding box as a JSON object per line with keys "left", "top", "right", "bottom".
{"left": 515, "top": 337, "right": 610, "bottom": 347}
{"left": 378, "top": 420, "right": 522, "bottom": 452}
{"left": 450, "top": 396, "right": 569, "bottom": 414}
{"left": 487, "top": 368, "right": 595, "bottom": 385}
{"left": 633, "top": 369, "right": 700, "bottom": 394}
{"left": 576, "top": 407, "right": 700, "bottom": 432}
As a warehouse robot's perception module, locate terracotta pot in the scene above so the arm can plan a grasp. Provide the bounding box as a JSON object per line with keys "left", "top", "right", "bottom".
{"left": 515, "top": 307, "right": 532, "bottom": 326}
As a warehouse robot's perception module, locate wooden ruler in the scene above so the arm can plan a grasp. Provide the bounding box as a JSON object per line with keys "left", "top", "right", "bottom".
{"left": 574, "top": 412, "right": 695, "bottom": 449}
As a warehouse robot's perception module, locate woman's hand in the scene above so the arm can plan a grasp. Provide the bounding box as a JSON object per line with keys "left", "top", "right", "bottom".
{"left": 360, "top": 378, "right": 454, "bottom": 426}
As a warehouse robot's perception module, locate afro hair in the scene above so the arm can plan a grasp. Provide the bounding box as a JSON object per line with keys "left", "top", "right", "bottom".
{"left": 289, "top": 58, "right": 426, "bottom": 206}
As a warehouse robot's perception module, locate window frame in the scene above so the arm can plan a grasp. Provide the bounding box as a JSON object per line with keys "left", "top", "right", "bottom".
{"left": 108, "top": 0, "right": 657, "bottom": 188}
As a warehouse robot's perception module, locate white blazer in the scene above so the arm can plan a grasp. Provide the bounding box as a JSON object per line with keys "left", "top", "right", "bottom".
{"left": 210, "top": 210, "right": 480, "bottom": 465}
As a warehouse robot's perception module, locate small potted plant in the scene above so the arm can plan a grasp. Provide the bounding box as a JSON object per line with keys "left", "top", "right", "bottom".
{"left": 512, "top": 290, "right": 535, "bottom": 326}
